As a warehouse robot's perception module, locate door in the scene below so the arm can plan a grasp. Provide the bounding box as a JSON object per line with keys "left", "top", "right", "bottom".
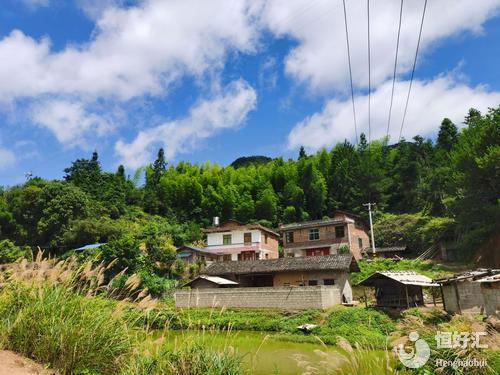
{"left": 244, "top": 232, "right": 252, "bottom": 245}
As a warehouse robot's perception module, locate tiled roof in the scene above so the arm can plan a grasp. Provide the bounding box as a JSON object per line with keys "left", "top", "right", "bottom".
{"left": 204, "top": 254, "right": 358, "bottom": 275}
{"left": 358, "top": 271, "right": 438, "bottom": 287}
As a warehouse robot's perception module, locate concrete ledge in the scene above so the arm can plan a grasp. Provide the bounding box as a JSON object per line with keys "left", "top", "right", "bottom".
{"left": 175, "top": 286, "right": 341, "bottom": 310}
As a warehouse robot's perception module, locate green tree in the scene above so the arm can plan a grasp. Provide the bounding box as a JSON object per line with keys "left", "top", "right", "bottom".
{"left": 437, "top": 118, "right": 458, "bottom": 151}
{"left": 255, "top": 188, "right": 278, "bottom": 222}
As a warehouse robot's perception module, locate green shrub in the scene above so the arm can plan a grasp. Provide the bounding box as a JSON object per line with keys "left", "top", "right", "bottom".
{"left": 0, "top": 239, "right": 29, "bottom": 263}
{"left": 125, "top": 343, "right": 242, "bottom": 375}
{"left": 318, "top": 307, "right": 395, "bottom": 348}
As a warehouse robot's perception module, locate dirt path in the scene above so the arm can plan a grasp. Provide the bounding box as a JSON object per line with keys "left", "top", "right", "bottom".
{"left": 0, "top": 351, "right": 55, "bottom": 375}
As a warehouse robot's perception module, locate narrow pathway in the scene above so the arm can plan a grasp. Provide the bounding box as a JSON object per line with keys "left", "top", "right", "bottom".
{"left": 0, "top": 350, "right": 55, "bottom": 375}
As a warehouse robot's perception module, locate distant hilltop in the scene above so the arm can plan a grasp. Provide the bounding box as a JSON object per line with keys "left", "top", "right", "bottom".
{"left": 230, "top": 156, "right": 272, "bottom": 169}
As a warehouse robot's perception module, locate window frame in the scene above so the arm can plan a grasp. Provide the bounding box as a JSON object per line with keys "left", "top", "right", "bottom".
{"left": 323, "top": 279, "right": 335, "bottom": 285}
{"left": 243, "top": 232, "right": 252, "bottom": 245}
{"left": 222, "top": 234, "right": 232, "bottom": 245}
{"left": 309, "top": 228, "right": 320, "bottom": 241}
{"left": 285, "top": 231, "right": 294, "bottom": 243}
{"left": 335, "top": 225, "right": 345, "bottom": 238}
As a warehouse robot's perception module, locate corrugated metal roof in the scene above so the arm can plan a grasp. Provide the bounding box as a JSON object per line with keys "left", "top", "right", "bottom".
{"left": 204, "top": 254, "right": 358, "bottom": 275}
{"left": 74, "top": 243, "right": 106, "bottom": 251}
{"left": 359, "top": 271, "right": 438, "bottom": 287}
{"left": 183, "top": 275, "right": 239, "bottom": 287}
{"left": 475, "top": 273, "right": 500, "bottom": 283}
{"left": 435, "top": 269, "right": 500, "bottom": 284}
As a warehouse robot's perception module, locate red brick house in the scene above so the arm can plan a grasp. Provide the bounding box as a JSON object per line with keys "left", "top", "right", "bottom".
{"left": 279, "top": 211, "right": 369, "bottom": 260}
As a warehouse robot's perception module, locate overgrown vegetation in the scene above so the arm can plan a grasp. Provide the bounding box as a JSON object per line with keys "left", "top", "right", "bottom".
{"left": 1, "top": 107, "right": 499, "bottom": 267}
{"left": 351, "top": 258, "right": 452, "bottom": 285}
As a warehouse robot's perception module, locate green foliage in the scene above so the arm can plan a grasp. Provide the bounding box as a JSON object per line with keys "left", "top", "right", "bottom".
{"left": 351, "top": 258, "right": 451, "bottom": 285}
{"left": 125, "top": 342, "right": 242, "bottom": 375}
{"left": 0, "top": 240, "right": 29, "bottom": 263}
{"left": 1, "top": 105, "right": 499, "bottom": 261}
{"left": 100, "top": 235, "right": 143, "bottom": 276}
{"left": 317, "top": 307, "right": 395, "bottom": 348}
{"left": 230, "top": 155, "right": 271, "bottom": 169}
{"left": 374, "top": 213, "right": 455, "bottom": 251}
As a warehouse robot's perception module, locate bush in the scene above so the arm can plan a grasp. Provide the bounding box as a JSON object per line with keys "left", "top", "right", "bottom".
{"left": 125, "top": 343, "right": 242, "bottom": 375}
{"left": 0, "top": 239, "right": 29, "bottom": 263}
{"left": 318, "top": 307, "right": 395, "bottom": 348}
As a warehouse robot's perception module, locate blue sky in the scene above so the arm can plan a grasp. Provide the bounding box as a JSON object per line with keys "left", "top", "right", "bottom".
{"left": 1, "top": 0, "right": 500, "bottom": 186}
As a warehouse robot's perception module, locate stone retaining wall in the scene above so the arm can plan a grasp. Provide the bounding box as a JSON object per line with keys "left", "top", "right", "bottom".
{"left": 175, "top": 286, "right": 341, "bottom": 310}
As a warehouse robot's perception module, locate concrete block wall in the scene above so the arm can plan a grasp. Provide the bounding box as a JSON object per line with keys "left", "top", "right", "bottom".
{"left": 175, "top": 286, "right": 342, "bottom": 310}
{"left": 442, "top": 282, "right": 485, "bottom": 314}
{"left": 481, "top": 285, "right": 499, "bottom": 317}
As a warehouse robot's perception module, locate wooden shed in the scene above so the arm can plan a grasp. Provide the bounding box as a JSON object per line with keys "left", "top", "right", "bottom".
{"left": 358, "top": 271, "right": 438, "bottom": 308}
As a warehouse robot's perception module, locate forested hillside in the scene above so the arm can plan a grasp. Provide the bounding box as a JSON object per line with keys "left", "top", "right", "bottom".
{"left": 0, "top": 107, "right": 498, "bottom": 263}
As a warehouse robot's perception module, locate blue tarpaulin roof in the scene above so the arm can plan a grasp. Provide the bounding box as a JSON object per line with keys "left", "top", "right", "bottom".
{"left": 75, "top": 243, "right": 106, "bottom": 251}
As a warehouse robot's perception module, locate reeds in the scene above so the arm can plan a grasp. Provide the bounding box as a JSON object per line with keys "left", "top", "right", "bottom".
{"left": 0, "top": 253, "right": 243, "bottom": 375}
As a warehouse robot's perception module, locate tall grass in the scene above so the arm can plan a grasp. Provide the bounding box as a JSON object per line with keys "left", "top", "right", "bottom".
{"left": 0, "top": 284, "right": 131, "bottom": 374}
{"left": 0, "top": 254, "right": 243, "bottom": 375}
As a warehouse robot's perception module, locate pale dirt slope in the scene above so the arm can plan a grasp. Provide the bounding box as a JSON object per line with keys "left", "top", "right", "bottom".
{"left": 0, "top": 351, "right": 55, "bottom": 375}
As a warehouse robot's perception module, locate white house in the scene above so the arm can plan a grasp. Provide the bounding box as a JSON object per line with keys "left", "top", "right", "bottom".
{"left": 202, "top": 219, "right": 280, "bottom": 261}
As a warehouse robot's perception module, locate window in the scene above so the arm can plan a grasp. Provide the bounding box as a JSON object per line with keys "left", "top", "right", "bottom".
{"left": 323, "top": 279, "right": 335, "bottom": 285}
{"left": 335, "top": 225, "right": 345, "bottom": 238}
{"left": 308, "top": 280, "right": 318, "bottom": 286}
{"left": 223, "top": 234, "right": 232, "bottom": 245}
{"left": 265, "top": 253, "right": 269, "bottom": 259}
{"left": 358, "top": 238, "right": 363, "bottom": 249}
{"left": 243, "top": 232, "right": 252, "bottom": 245}
{"left": 264, "top": 234, "right": 268, "bottom": 244}
{"left": 223, "top": 254, "right": 231, "bottom": 262}
{"left": 309, "top": 228, "right": 320, "bottom": 241}
{"left": 285, "top": 231, "right": 294, "bottom": 243}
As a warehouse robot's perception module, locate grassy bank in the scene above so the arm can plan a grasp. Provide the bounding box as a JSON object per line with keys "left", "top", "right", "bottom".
{"left": 0, "top": 259, "right": 243, "bottom": 375}
{"left": 0, "top": 257, "right": 498, "bottom": 374}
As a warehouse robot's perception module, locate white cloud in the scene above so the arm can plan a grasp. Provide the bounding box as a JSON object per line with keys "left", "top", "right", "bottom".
{"left": 261, "top": 0, "right": 500, "bottom": 93}
{"left": 288, "top": 74, "right": 500, "bottom": 150}
{"left": 0, "top": 0, "right": 259, "bottom": 102}
{"left": 0, "top": 147, "right": 15, "bottom": 170}
{"left": 115, "top": 80, "right": 257, "bottom": 168}
{"left": 31, "top": 100, "right": 114, "bottom": 148}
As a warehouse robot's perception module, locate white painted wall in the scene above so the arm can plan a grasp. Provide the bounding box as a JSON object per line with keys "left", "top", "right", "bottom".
{"left": 207, "top": 229, "right": 261, "bottom": 247}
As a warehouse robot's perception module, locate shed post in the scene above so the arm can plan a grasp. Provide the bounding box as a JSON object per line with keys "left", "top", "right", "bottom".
{"left": 405, "top": 285, "right": 410, "bottom": 309}
{"left": 453, "top": 282, "right": 462, "bottom": 314}
{"left": 440, "top": 285, "right": 446, "bottom": 311}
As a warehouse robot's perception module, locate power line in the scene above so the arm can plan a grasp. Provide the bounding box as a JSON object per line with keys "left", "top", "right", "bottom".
{"left": 367, "top": 0, "right": 371, "bottom": 145}
{"left": 398, "top": 0, "right": 428, "bottom": 142}
{"left": 342, "top": 0, "right": 358, "bottom": 145}
{"left": 386, "top": 0, "right": 404, "bottom": 142}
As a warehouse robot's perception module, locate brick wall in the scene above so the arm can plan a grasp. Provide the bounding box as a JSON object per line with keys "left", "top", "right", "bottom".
{"left": 260, "top": 234, "right": 279, "bottom": 258}
{"left": 175, "top": 286, "right": 342, "bottom": 310}
{"left": 348, "top": 223, "right": 370, "bottom": 259}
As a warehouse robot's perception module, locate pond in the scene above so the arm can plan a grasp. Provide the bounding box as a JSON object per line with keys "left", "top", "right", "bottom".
{"left": 157, "top": 330, "right": 348, "bottom": 374}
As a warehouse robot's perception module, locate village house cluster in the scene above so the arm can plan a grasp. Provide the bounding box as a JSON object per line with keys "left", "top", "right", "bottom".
{"left": 174, "top": 212, "right": 499, "bottom": 318}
